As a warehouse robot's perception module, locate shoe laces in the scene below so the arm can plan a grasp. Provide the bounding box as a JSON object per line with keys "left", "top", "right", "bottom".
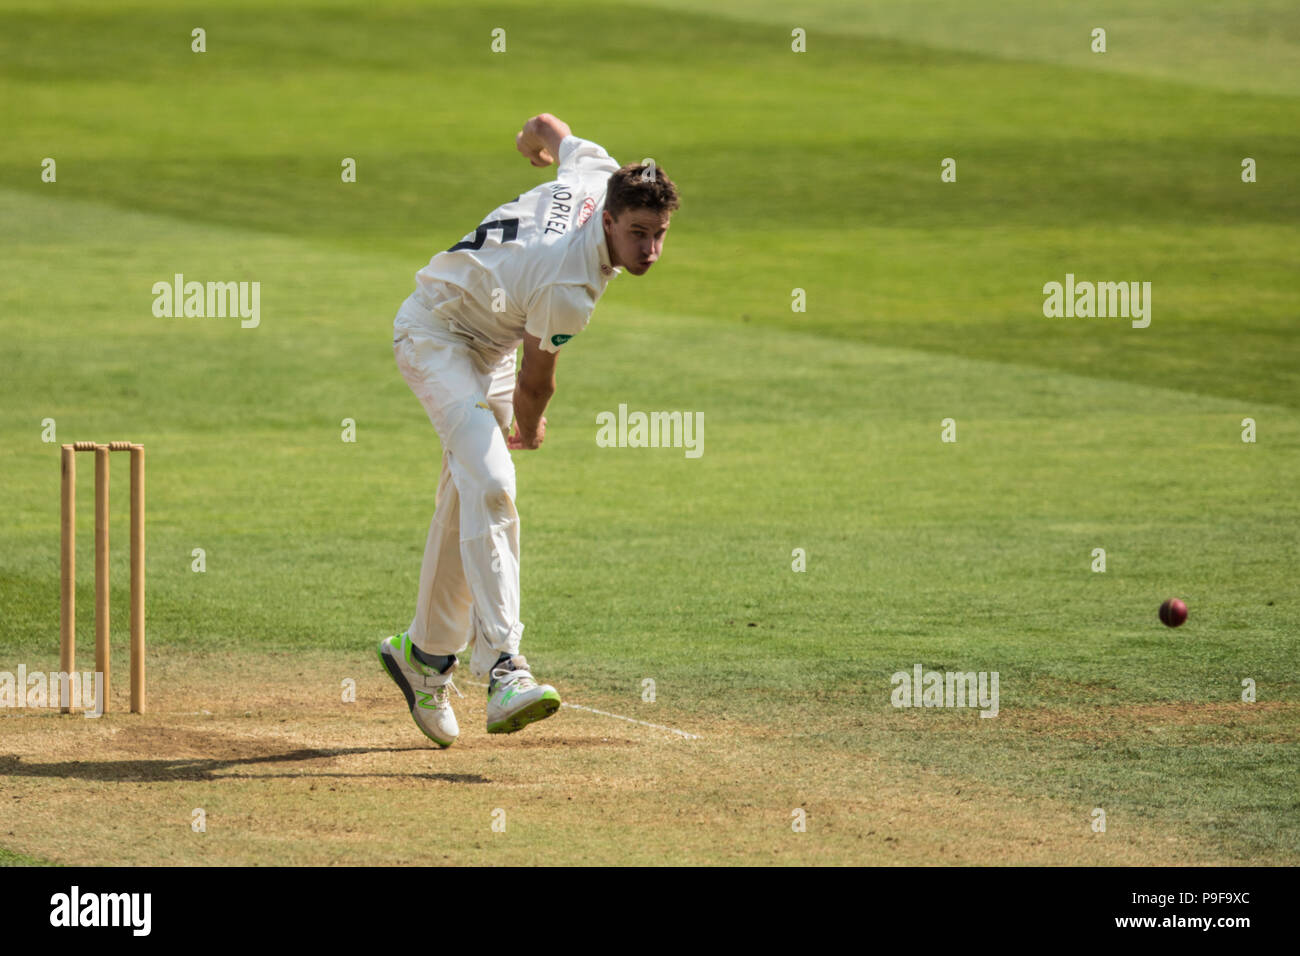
{"left": 424, "top": 677, "right": 464, "bottom": 704}
{"left": 491, "top": 662, "right": 536, "bottom": 693}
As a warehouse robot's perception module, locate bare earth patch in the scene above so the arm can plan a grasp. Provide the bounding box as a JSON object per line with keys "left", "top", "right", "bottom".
{"left": 0, "top": 650, "right": 1276, "bottom": 865}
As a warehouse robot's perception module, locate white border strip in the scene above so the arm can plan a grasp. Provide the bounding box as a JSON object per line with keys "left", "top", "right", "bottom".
{"left": 462, "top": 680, "right": 699, "bottom": 739}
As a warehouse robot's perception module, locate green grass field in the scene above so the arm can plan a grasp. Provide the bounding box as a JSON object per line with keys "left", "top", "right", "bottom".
{"left": 1, "top": 0, "right": 1297, "bottom": 865}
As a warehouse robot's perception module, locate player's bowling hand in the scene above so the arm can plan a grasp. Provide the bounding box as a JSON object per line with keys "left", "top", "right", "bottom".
{"left": 507, "top": 416, "right": 546, "bottom": 450}
{"left": 516, "top": 130, "right": 554, "bottom": 167}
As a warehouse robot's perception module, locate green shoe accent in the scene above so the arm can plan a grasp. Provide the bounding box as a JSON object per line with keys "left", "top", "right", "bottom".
{"left": 378, "top": 634, "right": 455, "bottom": 748}
{"left": 487, "top": 689, "right": 561, "bottom": 734}
{"left": 412, "top": 694, "right": 455, "bottom": 748}
{"left": 497, "top": 686, "right": 521, "bottom": 707}
{"left": 417, "top": 726, "right": 454, "bottom": 748}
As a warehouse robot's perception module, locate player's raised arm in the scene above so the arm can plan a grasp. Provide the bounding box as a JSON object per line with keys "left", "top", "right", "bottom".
{"left": 515, "top": 113, "right": 571, "bottom": 167}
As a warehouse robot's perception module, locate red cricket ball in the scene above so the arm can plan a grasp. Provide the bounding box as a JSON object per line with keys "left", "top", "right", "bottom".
{"left": 1159, "top": 598, "right": 1188, "bottom": 627}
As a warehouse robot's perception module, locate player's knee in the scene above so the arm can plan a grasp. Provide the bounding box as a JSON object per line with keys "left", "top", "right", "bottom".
{"left": 479, "top": 468, "right": 515, "bottom": 511}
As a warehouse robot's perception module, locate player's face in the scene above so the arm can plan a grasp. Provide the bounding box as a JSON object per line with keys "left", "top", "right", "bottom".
{"left": 604, "top": 209, "right": 671, "bottom": 275}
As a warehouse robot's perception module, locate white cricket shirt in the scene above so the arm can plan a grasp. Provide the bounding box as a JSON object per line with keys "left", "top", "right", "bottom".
{"left": 401, "top": 135, "right": 623, "bottom": 364}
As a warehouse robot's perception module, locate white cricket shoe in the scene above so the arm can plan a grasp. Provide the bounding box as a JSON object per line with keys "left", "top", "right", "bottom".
{"left": 377, "top": 632, "right": 462, "bottom": 748}
{"left": 486, "top": 655, "right": 561, "bottom": 734}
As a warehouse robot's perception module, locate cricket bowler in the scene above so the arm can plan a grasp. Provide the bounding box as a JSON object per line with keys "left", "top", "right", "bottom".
{"left": 379, "top": 113, "right": 680, "bottom": 745}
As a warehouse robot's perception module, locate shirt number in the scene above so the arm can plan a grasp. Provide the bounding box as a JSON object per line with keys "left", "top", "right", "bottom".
{"left": 447, "top": 218, "right": 520, "bottom": 252}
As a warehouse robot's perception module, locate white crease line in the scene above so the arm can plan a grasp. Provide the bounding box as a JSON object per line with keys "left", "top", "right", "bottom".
{"left": 461, "top": 680, "right": 699, "bottom": 739}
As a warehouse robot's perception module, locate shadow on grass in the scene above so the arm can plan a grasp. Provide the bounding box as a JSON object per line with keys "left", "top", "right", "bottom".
{"left": 0, "top": 748, "right": 489, "bottom": 784}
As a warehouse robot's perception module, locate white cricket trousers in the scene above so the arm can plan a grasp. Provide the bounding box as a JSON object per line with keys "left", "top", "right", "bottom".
{"left": 393, "top": 295, "right": 523, "bottom": 678}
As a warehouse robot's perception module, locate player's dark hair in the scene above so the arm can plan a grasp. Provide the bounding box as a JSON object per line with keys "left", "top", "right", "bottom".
{"left": 605, "top": 162, "right": 680, "bottom": 220}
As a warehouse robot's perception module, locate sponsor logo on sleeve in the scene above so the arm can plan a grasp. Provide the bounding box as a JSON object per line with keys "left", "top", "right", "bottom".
{"left": 550, "top": 334, "right": 572, "bottom": 347}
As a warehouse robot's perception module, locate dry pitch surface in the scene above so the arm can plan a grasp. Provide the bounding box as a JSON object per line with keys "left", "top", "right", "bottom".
{"left": 0, "top": 650, "right": 1270, "bottom": 866}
